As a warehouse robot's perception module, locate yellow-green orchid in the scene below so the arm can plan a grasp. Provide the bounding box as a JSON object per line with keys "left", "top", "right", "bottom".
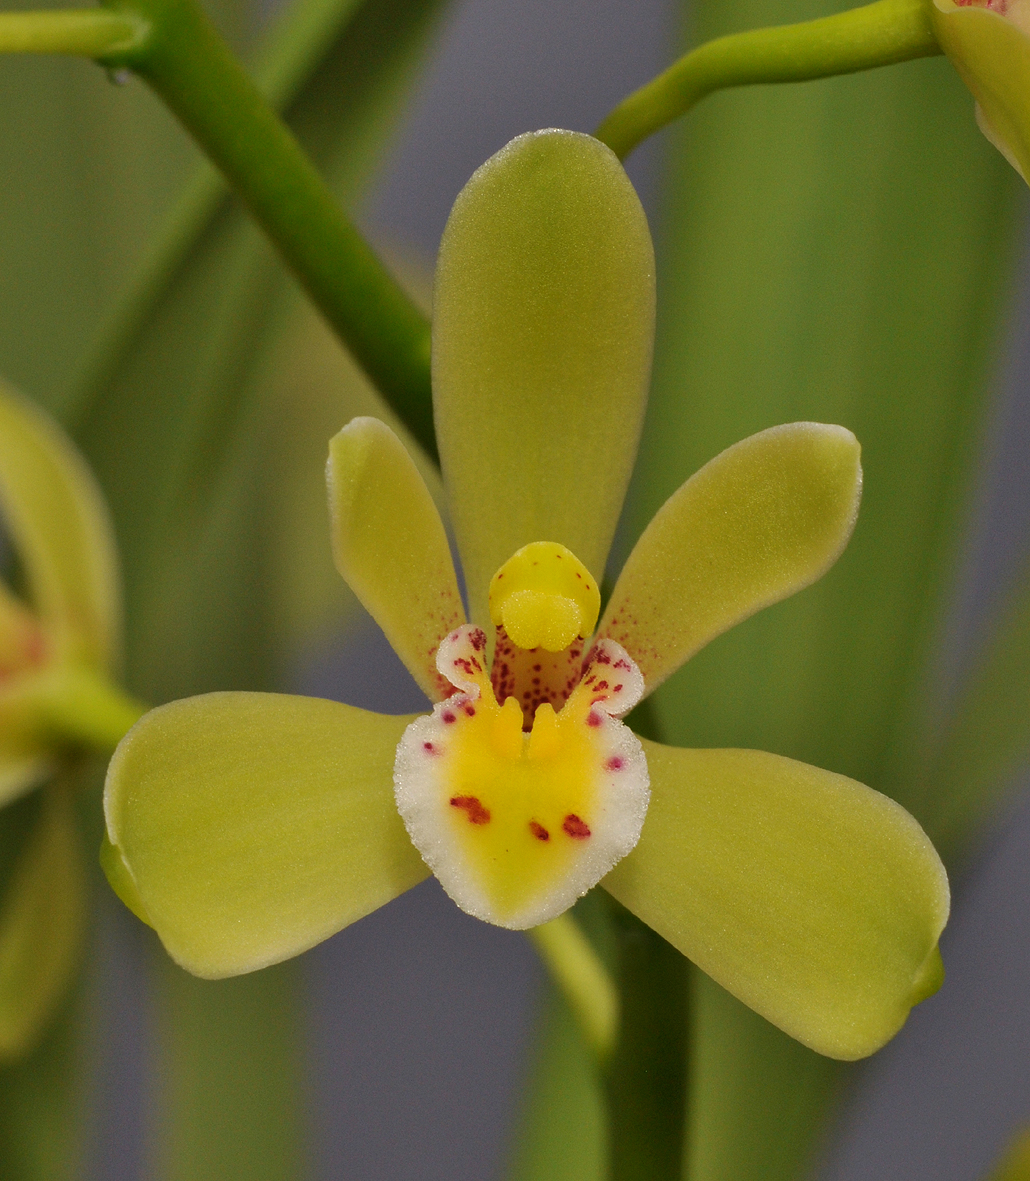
{"left": 0, "top": 381, "right": 140, "bottom": 1058}
{"left": 932, "top": 0, "right": 1030, "bottom": 180}
{"left": 102, "top": 129, "right": 949, "bottom": 1063}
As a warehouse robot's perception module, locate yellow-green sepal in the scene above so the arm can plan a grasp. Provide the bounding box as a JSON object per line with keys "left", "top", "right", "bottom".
{"left": 433, "top": 129, "right": 655, "bottom": 625}
{"left": 599, "top": 423, "right": 861, "bottom": 695}
{"left": 0, "top": 783, "right": 85, "bottom": 1060}
{"left": 327, "top": 417, "right": 465, "bottom": 702}
{"left": 603, "top": 740, "right": 948, "bottom": 1060}
{"left": 933, "top": 0, "right": 1030, "bottom": 182}
{"left": 0, "top": 380, "right": 120, "bottom": 668}
{"left": 103, "top": 692, "right": 430, "bottom": 978}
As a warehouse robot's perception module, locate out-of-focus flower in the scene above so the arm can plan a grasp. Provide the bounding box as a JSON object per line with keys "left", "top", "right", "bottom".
{"left": 0, "top": 381, "right": 141, "bottom": 1058}
{"left": 933, "top": 0, "right": 1030, "bottom": 180}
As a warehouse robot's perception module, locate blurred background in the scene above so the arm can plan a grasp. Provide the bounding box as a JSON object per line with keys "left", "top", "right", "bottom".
{"left": 1, "top": 0, "right": 1029, "bottom": 1177}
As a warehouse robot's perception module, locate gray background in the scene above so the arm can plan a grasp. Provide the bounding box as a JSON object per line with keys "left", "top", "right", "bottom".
{"left": 89, "top": 0, "right": 1030, "bottom": 1176}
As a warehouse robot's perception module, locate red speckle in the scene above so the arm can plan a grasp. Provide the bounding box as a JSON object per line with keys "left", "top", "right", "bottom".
{"left": 442, "top": 711, "right": 456, "bottom": 724}
{"left": 587, "top": 711, "right": 602, "bottom": 728}
{"left": 464, "top": 703, "right": 476, "bottom": 716}
{"left": 595, "top": 680, "right": 609, "bottom": 691}
{"left": 563, "top": 814, "right": 591, "bottom": 839}
{"left": 423, "top": 741, "right": 436, "bottom": 753}
{"left": 529, "top": 821, "right": 550, "bottom": 841}
{"left": 605, "top": 756, "right": 623, "bottom": 771}
{"left": 451, "top": 796, "right": 490, "bottom": 824}
{"left": 613, "top": 684, "right": 623, "bottom": 692}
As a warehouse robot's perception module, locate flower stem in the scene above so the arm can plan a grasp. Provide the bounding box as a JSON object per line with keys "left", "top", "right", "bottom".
{"left": 0, "top": 9, "right": 143, "bottom": 57}
{"left": 528, "top": 913, "right": 619, "bottom": 1065}
{"left": 89, "top": 0, "right": 436, "bottom": 457}
{"left": 602, "top": 898, "right": 689, "bottom": 1180}
{"left": 594, "top": 0, "right": 941, "bottom": 159}
{"left": 13, "top": 665, "right": 147, "bottom": 753}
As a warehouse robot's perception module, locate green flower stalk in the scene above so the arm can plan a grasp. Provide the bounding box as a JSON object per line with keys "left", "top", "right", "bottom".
{"left": 0, "top": 381, "right": 144, "bottom": 1058}
{"left": 931, "top": 0, "right": 1030, "bottom": 180}
{"left": 102, "top": 130, "right": 948, "bottom": 1062}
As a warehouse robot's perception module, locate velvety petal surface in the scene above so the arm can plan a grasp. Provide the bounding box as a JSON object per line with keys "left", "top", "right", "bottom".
{"left": 599, "top": 423, "right": 861, "bottom": 694}
{"left": 604, "top": 740, "right": 948, "bottom": 1060}
{"left": 0, "top": 380, "right": 119, "bottom": 667}
{"left": 104, "top": 692, "right": 429, "bottom": 978}
{"left": 433, "top": 129, "right": 655, "bottom": 624}
{"left": 933, "top": 0, "right": 1030, "bottom": 182}
{"left": 328, "top": 417, "right": 465, "bottom": 702}
{"left": 0, "top": 783, "right": 84, "bottom": 1060}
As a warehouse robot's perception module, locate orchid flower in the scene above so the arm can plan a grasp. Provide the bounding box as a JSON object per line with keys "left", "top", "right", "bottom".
{"left": 932, "top": 0, "right": 1030, "bottom": 181}
{"left": 102, "top": 129, "right": 949, "bottom": 1062}
{"left": 0, "top": 381, "right": 140, "bottom": 1057}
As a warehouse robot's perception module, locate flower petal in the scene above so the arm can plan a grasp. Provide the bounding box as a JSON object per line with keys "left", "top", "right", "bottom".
{"left": 0, "top": 783, "right": 85, "bottom": 1060}
{"left": 599, "top": 423, "right": 861, "bottom": 695}
{"left": 328, "top": 417, "right": 465, "bottom": 701}
{"left": 394, "top": 627, "right": 649, "bottom": 928}
{"left": 103, "top": 692, "right": 428, "bottom": 978}
{"left": 433, "top": 129, "right": 655, "bottom": 624}
{"left": 0, "top": 380, "right": 119, "bottom": 668}
{"left": 603, "top": 741, "right": 949, "bottom": 1060}
{"left": 933, "top": 0, "right": 1030, "bottom": 182}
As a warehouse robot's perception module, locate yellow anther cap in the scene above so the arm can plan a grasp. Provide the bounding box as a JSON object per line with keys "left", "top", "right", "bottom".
{"left": 488, "top": 542, "right": 601, "bottom": 652}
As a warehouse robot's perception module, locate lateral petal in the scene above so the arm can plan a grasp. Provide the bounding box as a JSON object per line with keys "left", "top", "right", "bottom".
{"left": 328, "top": 417, "right": 465, "bottom": 701}
{"left": 599, "top": 423, "right": 861, "bottom": 695}
{"left": 433, "top": 129, "right": 655, "bottom": 624}
{"left": 103, "top": 692, "right": 429, "bottom": 978}
{"left": 603, "top": 740, "right": 948, "bottom": 1060}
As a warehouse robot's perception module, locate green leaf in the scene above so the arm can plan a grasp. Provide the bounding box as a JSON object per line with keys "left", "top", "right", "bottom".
{"left": 104, "top": 692, "right": 428, "bottom": 978}
{"left": 433, "top": 129, "right": 655, "bottom": 626}
{"left": 328, "top": 417, "right": 464, "bottom": 702}
{"left": 599, "top": 422, "right": 861, "bottom": 696}
{"left": 605, "top": 740, "right": 947, "bottom": 1060}
{"left": 0, "top": 784, "right": 84, "bottom": 1062}
{"left": 916, "top": 553, "right": 1030, "bottom": 861}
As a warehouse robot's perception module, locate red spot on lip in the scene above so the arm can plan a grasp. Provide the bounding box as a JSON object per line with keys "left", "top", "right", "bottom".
{"left": 464, "top": 704, "right": 476, "bottom": 716}
{"left": 529, "top": 821, "right": 550, "bottom": 841}
{"left": 587, "top": 711, "right": 602, "bottom": 727}
{"left": 605, "top": 756, "right": 624, "bottom": 771}
{"left": 563, "top": 814, "right": 591, "bottom": 839}
{"left": 423, "top": 741, "right": 437, "bottom": 753}
{"left": 451, "top": 796, "right": 490, "bottom": 824}
{"left": 442, "top": 711, "right": 457, "bottom": 724}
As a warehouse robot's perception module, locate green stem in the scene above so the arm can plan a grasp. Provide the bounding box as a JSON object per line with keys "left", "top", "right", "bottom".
{"left": 0, "top": 10, "right": 143, "bottom": 57}
{"left": 14, "top": 665, "right": 147, "bottom": 753}
{"left": 595, "top": 0, "right": 941, "bottom": 159}
{"left": 528, "top": 913, "right": 619, "bottom": 1065}
{"left": 91, "top": 0, "right": 435, "bottom": 456}
{"left": 603, "top": 898, "right": 689, "bottom": 1181}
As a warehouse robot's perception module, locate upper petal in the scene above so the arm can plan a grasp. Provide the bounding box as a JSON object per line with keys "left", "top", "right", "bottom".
{"left": 433, "top": 129, "right": 655, "bottom": 624}
{"left": 328, "top": 417, "right": 465, "bottom": 702}
{"left": 0, "top": 380, "right": 120, "bottom": 668}
{"left": 103, "top": 692, "right": 429, "bottom": 978}
{"left": 603, "top": 740, "right": 949, "bottom": 1061}
{"left": 598, "top": 423, "right": 861, "bottom": 695}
